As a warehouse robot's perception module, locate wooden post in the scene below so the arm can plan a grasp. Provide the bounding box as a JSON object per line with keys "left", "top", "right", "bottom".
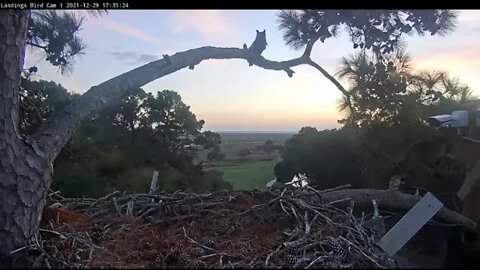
{"left": 149, "top": 170, "right": 159, "bottom": 195}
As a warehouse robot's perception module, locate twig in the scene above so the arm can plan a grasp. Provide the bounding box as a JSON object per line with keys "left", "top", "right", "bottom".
{"left": 91, "top": 190, "right": 119, "bottom": 208}
{"left": 198, "top": 253, "right": 221, "bottom": 259}
{"left": 112, "top": 197, "right": 121, "bottom": 217}
{"left": 133, "top": 208, "right": 156, "bottom": 222}
{"left": 9, "top": 245, "right": 30, "bottom": 254}
{"left": 182, "top": 227, "right": 217, "bottom": 253}
{"left": 339, "top": 236, "right": 387, "bottom": 269}
{"left": 44, "top": 258, "right": 52, "bottom": 269}
{"left": 293, "top": 257, "right": 310, "bottom": 268}
{"left": 264, "top": 245, "right": 282, "bottom": 268}
{"left": 38, "top": 229, "right": 67, "bottom": 239}
{"left": 327, "top": 198, "right": 353, "bottom": 205}
{"left": 305, "top": 255, "right": 328, "bottom": 268}
{"left": 318, "top": 184, "right": 352, "bottom": 194}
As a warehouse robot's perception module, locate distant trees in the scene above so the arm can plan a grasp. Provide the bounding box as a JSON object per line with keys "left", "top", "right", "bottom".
{"left": 206, "top": 147, "right": 226, "bottom": 161}
{"left": 254, "top": 139, "right": 281, "bottom": 157}
{"left": 263, "top": 139, "right": 275, "bottom": 156}
{"left": 238, "top": 148, "right": 251, "bottom": 160}
{"left": 196, "top": 131, "right": 226, "bottom": 161}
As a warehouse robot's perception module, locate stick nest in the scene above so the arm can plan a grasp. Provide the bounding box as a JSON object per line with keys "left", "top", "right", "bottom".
{"left": 13, "top": 184, "right": 400, "bottom": 268}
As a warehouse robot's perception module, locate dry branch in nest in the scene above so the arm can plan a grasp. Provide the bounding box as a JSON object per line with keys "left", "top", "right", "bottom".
{"left": 12, "top": 184, "right": 475, "bottom": 268}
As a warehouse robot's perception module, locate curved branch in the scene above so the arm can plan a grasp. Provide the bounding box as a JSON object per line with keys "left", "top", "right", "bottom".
{"left": 32, "top": 42, "right": 349, "bottom": 162}
{"left": 302, "top": 32, "right": 321, "bottom": 59}
{"left": 306, "top": 59, "right": 349, "bottom": 99}
{"left": 306, "top": 59, "right": 357, "bottom": 118}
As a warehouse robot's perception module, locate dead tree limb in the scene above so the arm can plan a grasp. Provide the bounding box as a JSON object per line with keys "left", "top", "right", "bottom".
{"left": 31, "top": 34, "right": 350, "bottom": 162}
{"left": 319, "top": 189, "right": 477, "bottom": 230}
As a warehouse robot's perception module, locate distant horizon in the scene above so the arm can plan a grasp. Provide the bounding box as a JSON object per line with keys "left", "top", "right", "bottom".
{"left": 215, "top": 130, "right": 297, "bottom": 134}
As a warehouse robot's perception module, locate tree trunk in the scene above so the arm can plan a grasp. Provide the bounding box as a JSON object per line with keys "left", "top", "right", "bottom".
{"left": 0, "top": 10, "right": 52, "bottom": 257}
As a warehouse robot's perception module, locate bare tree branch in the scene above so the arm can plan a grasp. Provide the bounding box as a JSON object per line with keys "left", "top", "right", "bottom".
{"left": 320, "top": 189, "right": 477, "bottom": 231}
{"left": 306, "top": 59, "right": 356, "bottom": 117}
{"left": 26, "top": 42, "right": 47, "bottom": 49}
{"left": 302, "top": 32, "right": 321, "bottom": 59}
{"left": 306, "top": 59, "right": 349, "bottom": 99}
{"left": 32, "top": 36, "right": 349, "bottom": 162}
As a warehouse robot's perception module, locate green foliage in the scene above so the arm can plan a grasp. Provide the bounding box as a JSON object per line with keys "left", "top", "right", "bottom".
{"left": 27, "top": 11, "right": 84, "bottom": 74}
{"left": 237, "top": 148, "right": 251, "bottom": 160}
{"left": 275, "top": 127, "right": 366, "bottom": 189}
{"left": 356, "top": 121, "right": 437, "bottom": 188}
{"left": 206, "top": 147, "right": 226, "bottom": 161}
{"left": 19, "top": 78, "right": 228, "bottom": 197}
{"left": 19, "top": 78, "right": 75, "bottom": 134}
{"left": 337, "top": 51, "right": 477, "bottom": 128}
{"left": 26, "top": 10, "right": 106, "bottom": 74}
{"left": 195, "top": 131, "right": 222, "bottom": 149}
{"left": 21, "top": 9, "right": 467, "bottom": 198}
{"left": 263, "top": 139, "right": 276, "bottom": 155}
{"left": 196, "top": 131, "right": 225, "bottom": 161}
{"left": 334, "top": 51, "right": 477, "bottom": 189}
{"left": 274, "top": 160, "right": 296, "bottom": 183}
{"left": 254, "top": 139, "right": 278, "bottom": 154}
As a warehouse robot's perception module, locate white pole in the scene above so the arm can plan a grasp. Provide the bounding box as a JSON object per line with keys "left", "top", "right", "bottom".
{"left": 149, "top": 170, "right": 159, "bottom": 194}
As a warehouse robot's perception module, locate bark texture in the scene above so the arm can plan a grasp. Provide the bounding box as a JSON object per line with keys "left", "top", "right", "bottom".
{"left": 0, "top": 10, "right": 51, "bottom": 256}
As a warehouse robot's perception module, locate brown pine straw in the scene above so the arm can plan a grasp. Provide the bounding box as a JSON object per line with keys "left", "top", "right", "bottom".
{"left": 12, "top": 185, "right": 401, "bottom": 268}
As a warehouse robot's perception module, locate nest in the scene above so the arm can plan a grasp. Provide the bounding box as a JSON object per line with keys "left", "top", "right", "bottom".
{"left": 11, "top": 184, "right": 400, "bottom": 268}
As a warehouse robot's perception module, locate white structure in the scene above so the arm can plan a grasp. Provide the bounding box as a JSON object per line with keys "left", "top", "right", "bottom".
{"left": 266, "top": 174, "right": 309, "bottom": 188}
{"left": 429, "top": 110, "right": 469, "bottom": 128}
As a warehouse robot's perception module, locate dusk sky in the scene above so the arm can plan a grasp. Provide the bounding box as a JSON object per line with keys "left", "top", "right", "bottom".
{"left": 24, "top": 10, "right": 480, "bottom": 132}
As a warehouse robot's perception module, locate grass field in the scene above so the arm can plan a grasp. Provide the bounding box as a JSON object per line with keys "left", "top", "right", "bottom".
{"left": 196, "top": 132, "right": 293, "bottom": 190}
{"left": 215, "top": 159, "right": 278, "bottom": 190}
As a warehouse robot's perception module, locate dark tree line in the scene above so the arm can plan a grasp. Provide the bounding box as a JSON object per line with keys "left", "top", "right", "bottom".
{"left": 20, "top": 78, "right": 231, "bottom": 197}
{"left": 275, "top": 51, "right": 476, "bottom": 191}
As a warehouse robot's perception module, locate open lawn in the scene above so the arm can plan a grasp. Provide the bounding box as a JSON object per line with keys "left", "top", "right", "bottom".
{"left": 196, "top": 132, "right": 291, "bottom": 190}
{"left": 215, "top": 159, "right": 278, "bottom": 190}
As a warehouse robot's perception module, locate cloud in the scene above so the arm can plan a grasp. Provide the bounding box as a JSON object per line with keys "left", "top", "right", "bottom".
{"left": 412, "top": 43, "right": 480, "bottom": 69}
{"left": 412, "top": 42, "right": 467, "bottom": 57}
{"left": 90, "top": 18, "right": 162, "bottom": 44}
{"left": 139, "top": 54, "right": 158, "bottom": 62}
{"left": 108, "top": 50, "right": 159, "bottom": 64}
{"left": 411, "top": 43, "right": 480, "bottom": 93}
{"left": 169, "top": 10, "right": 240, "bottom": 44}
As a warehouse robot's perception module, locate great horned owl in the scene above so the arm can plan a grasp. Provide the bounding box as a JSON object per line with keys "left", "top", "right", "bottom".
{"left": 243, "top": 30, "right": 268, "bottom": 66}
